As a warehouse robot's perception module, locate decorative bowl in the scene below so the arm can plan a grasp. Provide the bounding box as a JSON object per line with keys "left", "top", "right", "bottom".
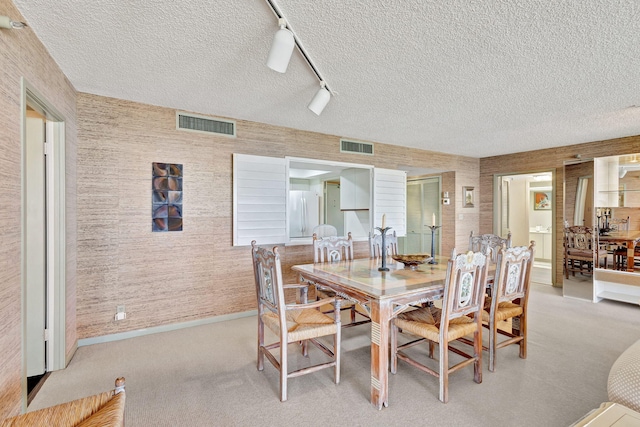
{"left": 392, "top": 254, "right": 432, "bottom": 269}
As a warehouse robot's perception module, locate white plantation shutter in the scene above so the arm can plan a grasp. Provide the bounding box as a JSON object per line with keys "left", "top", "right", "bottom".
{"left": 373, "top": 168, "right": 407, "bottom": 236}
{"left": 233, "top": 154, "right": 287, "bottom": 246}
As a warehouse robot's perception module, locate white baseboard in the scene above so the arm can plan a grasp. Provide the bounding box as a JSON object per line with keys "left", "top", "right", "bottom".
{"left": 78, "top": 310, "right": 258, "bottom": 347}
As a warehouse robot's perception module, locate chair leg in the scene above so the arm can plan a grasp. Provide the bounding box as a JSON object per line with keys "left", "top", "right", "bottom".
{"left": 280, "top": 342, "right": 288, "bottom": 402}
{"left": 334, "top": 327, "right": 341, "bottom": 384}
{"left": 257, "top": 319, "right": 264, "bottom": 371}
{"left": 350, "top": 306, "right": 356, "bottom": 324}
{"left": 473, "top": 326, "right": 482, "bottom": 384}
{"left": 519, "top": 314, "right": 527, "bottom": 359}
{"left": 439, "top": 341, "right": 449, "bottom": 403}
{"left": 489, "top": 317, "right": 497, "bottom": 372}
{"left": 429, "top": 340, "right": 435, "bottom": 359}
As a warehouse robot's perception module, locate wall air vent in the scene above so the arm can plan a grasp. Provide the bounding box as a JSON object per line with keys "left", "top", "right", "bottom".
{"left": 340, "top": 139, "right": 374, "bottom": 155}
{"left": 176, "top": 112, "right": 236, "bottom": 138}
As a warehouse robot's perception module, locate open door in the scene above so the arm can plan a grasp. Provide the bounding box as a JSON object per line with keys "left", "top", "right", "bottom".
{"left": 25, "top": 109, "right": 47, "bottom": 378}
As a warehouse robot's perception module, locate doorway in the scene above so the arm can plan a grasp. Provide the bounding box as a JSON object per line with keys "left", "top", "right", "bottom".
{"left": 494, "top": 171, "right": 554, "bottom": 285}
{"left": 22, "top": 82, "right": 66, "bottom": 408}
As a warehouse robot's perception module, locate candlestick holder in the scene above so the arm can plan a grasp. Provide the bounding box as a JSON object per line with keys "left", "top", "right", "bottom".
{"left": 427, "top": 225, "right": 441, "bottom": 264}
{"left": 375, "top": 226, "right": 392, "bottom": 271}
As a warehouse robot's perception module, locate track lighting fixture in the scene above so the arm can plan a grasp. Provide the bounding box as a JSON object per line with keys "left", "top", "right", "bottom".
{"left": 308, "top": 82, "right": 331, "bottom": 116}
{"left": 266, "top": 18, "right": 295, "bottom": 73}
{"left": 264, "top": 0, "right": 333, "bottom": 116}
{"left": 0, "top": 16, "right": 27, "bottom": 29}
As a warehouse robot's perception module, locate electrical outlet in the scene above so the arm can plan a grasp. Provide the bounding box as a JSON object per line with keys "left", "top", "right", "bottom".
{"left": 116, "top": 305, "right": 125, "bottom": 313}
{"left": 115, "top": 305, "right": 126, "bottom": 321}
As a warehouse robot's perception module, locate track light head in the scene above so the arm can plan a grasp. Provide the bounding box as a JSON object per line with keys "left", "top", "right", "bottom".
{"left": 308, "top": 82, "right": 331, "bottom": 115}
{"left": 266, "top": 18, "right": 295, "bottom": 73}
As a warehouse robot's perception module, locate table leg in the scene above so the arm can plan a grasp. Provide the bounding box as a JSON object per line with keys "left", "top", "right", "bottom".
{"left": 370, "top": 300, "right": 392, "bottom": 409}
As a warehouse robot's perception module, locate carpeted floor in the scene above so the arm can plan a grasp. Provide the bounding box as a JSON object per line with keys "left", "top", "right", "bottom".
{"left": 29, "top": 284, "right": 639, "bottom": 426}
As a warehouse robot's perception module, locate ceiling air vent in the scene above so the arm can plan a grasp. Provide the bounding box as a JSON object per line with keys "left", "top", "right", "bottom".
{"left": 176, "top": 112, "right": 236, "bottom": 138}
{"left": 340, "top": 139, "right": 374, "bottom": 155}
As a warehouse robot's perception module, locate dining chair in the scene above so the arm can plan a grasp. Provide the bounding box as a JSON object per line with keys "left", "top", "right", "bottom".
{"left": 480, "top": 242, "right": 535, "bottom": 372}
{"left": 564, "top": 226, "right": 605, "bottom": 278}
{"left": 468, "top": 231, "right": 512, "bottom": 264}
{"left": 469, "top": 231, "right": 511, "bottom": 291}
{"left": 312, "top": 224, "right": 338, "bottom": 238}
{"left": 1, "top": 378, "right": 126, "bottom": 426}
{"left": 251, "top": 241, "right": 341, "bottom": 402}
{"left": 369, "top": 230, "right": 399, "bottom": 258}
{"left": 390, "top": 249, "right": 489, "bottom": 403}
{"left": 313, "top": 233, "right": 371, "bottom": 327}
{"left": 609, "top": 216, "right": 630, "bottom": 270}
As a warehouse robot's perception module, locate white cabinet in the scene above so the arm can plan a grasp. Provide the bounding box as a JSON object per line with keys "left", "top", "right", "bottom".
{"left": 340, "top": 168, "right": 370, "bottom": 210}
{"left": 528, "top": 231, "right": 551, "bottom": 260}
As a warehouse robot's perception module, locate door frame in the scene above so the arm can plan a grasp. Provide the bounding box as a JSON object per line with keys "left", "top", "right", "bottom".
{"left": 21, "top": 79, "right": 66, "bottom": 409}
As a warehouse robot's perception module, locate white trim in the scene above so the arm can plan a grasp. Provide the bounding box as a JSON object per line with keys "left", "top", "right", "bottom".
{"left": 286, "top": 156, "right": 374, "bottom": 170}
{"left": 78, "top": 310, "right": 258, "bottom": 347}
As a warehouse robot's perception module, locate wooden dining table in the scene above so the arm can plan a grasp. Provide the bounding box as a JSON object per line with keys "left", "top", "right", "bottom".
{"left": 292, "top": 256, "right": 451, "bottom": 410}
{"left": 599, "top": 230, "right": 640, "bottom": 272}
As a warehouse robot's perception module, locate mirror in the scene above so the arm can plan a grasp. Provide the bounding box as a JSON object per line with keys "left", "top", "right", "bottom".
{"left": 562, "top": 159, "right": 594, "bottom": 300}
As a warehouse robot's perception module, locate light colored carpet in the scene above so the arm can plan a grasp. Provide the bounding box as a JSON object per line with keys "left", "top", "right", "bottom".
{"left": 29, "top": 284, "right": 640, "bottom": 426}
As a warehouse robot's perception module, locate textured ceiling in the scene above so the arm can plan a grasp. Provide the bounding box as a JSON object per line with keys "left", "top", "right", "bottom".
{"left": 12, "top": 0, "right": 640, "bottom": 157}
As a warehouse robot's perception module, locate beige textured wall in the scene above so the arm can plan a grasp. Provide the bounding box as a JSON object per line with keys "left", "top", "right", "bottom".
{"left": 0, "top": 0, "right": 77, "bottom": 419}
{"left": 76, "top": 93, "right": 480, "bottom": 339}
{"left": 480, "top": 137, "right": 640, "bottom": 286}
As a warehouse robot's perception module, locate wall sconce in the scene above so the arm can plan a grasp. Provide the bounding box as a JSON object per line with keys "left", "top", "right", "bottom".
{"left": 0, "top": 16, "right": 27, "bottom": 29}
{"left": 266, "top": 18, "right": 294, "bottom": 73}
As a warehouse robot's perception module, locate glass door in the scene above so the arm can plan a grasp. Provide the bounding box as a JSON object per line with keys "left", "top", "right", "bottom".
{"left": 404, "top": 177, "right": 440, "bottom": 255}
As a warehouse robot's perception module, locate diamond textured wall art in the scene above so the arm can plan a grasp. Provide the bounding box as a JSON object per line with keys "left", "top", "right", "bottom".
{"left": 152, "top": 162, "right": 183, "bottom": 231}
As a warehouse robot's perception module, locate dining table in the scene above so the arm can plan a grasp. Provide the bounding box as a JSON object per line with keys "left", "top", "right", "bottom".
{"left": 292, "top": 256, "right": 451, "bottom": 410}
{"left": 599, "top": 230, "right": 640, "bottom": 272}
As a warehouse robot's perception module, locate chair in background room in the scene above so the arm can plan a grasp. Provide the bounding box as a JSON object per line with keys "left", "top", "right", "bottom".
{"left": 1, "top": 378, "right": 125, "bottom": 426}
{"left": 369, "top": 230, "right": 399, "bottom": 258}
{"left": 390, "top": 249, "right": 489, "bottom": 403}
{"left": 313, "top": 233, "right": 370, "bottom": 327}
{"left": 312, "top": 224, "right": 338, "bottom": 239}
{"left": 251, "top": 242, "right": 341, "bottom": 402}
{"left": 564, "top": 226, "right": 606, "bottom": 278}
{"left": 609, "top": 216, "right": 630, "bottom": 270}
{"left": 479, "top": 242, "right": 535, "bottom": 372}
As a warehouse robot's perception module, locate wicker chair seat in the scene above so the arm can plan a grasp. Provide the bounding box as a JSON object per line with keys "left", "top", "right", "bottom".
{"left": 262, "top": 309, "right": 337, "bottom": 342}
{"left": 482, "top": 299, "right": 523, "bottom": 322}
{"left": 1, "top": 379, "right": 125, "bottom": 427}
{"left": 566, "top": 249, "right": 593, "bottom": 259}
{"left": 395, "top": 306, "right": 477, "bottom": 342}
